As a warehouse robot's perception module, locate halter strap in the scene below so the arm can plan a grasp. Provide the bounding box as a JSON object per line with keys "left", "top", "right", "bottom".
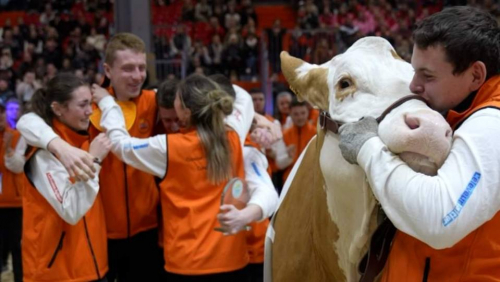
{"left": 319, "top": 95, "right": 428, "bottom": 134}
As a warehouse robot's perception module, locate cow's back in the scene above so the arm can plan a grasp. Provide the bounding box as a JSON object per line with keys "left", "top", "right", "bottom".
{"left": 272, "top": 134, "right": 346, "bottom": 282}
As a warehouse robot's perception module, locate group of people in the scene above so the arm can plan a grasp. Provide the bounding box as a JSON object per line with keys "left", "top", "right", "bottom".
{"left": 0, "top": 0, "right": 112, "bottom": 108}
{"left": 0, "top": 32, "right": 283, "bottom": 282}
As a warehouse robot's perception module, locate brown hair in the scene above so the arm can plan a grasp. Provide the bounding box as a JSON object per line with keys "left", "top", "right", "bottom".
{"left": 105, "top": 33, "right": 146, "bottom": 66}
{"left": 177, "top": 74, "right": 234, "bottom": 184}
{"left": 30, "top": 73, "right": 87, "bottom": 126}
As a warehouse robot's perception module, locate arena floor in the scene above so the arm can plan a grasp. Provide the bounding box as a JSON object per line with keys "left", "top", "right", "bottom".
{"left": 1, "top": 255, "right": 14, "bottom": 282}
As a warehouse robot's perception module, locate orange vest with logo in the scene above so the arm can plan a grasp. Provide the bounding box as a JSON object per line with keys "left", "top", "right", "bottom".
{"left": 382, "top": 76, "right": 500, "bottom": 282}
{"left": 160, "top": 129, "right": 249, "bottom": 274}
{"left": 22, "top": 119, "right": 108, "bottom": 282}
{"left": 89, "top": 88, "right": 159, "bottom": 239}
{"left": 0, "top": 128, "right": 23, "bottom": 208}
{"left": 282, "top": 123, "right": 317, "bottom": 181}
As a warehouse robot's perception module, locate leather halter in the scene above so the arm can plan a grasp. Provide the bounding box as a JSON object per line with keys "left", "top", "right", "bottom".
{"left": 319, "top": 95, "right": 428, "bottom": 134}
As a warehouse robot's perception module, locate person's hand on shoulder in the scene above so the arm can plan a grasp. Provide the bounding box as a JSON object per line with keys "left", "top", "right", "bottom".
{"left": 91, "top": 84, "right": 111, "bottom": 104}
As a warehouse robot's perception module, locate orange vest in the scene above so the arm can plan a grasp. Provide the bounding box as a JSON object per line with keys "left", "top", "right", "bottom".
{"left": 22, "top": 119, "right": 107, "bottom": 282}
{"left": 160, "top": 129, "right": 248, "bottom": 275}
{"left": 279, "top": 113, "right": 288, "bottom": 127}
{"left": 89, "top": 88, "right": 159, "bottom": 239}
{"left": 382, "top": 75, "right": 500, "bottom": 282}
{"left": 282, "top": 123, "right": 317, "bottom": 181}
{"left": 0, "top": 128, "right": 23, "bottom": 208}
{"left": 308, "top": 108, "right": 320, "bottom": 126}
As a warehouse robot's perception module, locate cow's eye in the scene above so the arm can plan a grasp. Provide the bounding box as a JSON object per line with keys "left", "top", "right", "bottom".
{"left": 340, "top": 79, "right": 351, "bottom": 89}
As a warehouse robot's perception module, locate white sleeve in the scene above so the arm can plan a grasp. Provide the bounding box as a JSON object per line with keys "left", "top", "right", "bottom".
{"left": 244, "top": 146, "right": 279, "bottom": 221}
{"left": 272, "top": 139, "right": 293, "bottom": 170}
{"left": 357, "top": 108, "right": 500, "bottom": 249}
{"left": 29, "top": 150, "right": 102, "bottom": 225}
{"left": 17, "top": 112, "right": 59, "bottom": 150}
{"left": 225, "top": 85, "right": 255, "bottom": 145}
{"left": 282, "top": 116, "right": 293, "bottom": 131}
{"left": 4, "top": 137, "right": 27, "bottom": 174}
{"left": 98, "top": 96, "right": 167, "bottom": 178}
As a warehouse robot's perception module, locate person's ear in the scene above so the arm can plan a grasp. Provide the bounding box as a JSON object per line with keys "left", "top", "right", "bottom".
{"left": 51, "top": 101, "right": 63, "bottom": 117}
{"left": 469, "top": 61, "right": 487, "bottom": 92}
{"left": 103, "top": 63, "right": 112, "bottom": 80}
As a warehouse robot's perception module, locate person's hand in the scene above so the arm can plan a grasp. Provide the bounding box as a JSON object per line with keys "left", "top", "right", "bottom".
{"left": 91, "top": 83, "right": 111, "bottom": 104}
{"left": 266, "top": 148, "right": 276, "bottom": 160}
{"left": 338, "top": 116, "right": 378, "bottom": 165}
{"left": 89, "top": 133, "right": 112, "bottom": 164}
{"left": 3, "top": 131, "right": 14, "bottom": 157}
{"left": 217, "top": 205, "right": 253, "bottom": 235}
{"left": 286, "top": 144, "right": 296, "bottom": 159}
{"left": 253, "top": 113, "right": 282, "bottom": 145}
{"left": 250, "top": 127, "right": 276, "bottom": 149}
{"left": 48, "top": 138, "right": 96, "bottom": 181}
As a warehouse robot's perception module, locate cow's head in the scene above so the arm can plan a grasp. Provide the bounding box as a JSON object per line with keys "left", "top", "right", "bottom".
{"left": 281, "top": 36, "right": 452, "bottom": 173}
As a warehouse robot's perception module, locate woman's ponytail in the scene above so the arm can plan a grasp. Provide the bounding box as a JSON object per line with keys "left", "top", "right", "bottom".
{"left": 29, "top": 87, "right": 53, "bottom": 125}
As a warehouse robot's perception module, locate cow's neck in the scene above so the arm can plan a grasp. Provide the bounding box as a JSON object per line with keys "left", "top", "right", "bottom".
{"left": 319, "top": 132, "right": 379, "bottom": 281}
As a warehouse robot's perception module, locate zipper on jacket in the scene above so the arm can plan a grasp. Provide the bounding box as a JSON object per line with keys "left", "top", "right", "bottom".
{"left": 123, "top": 163, "right": 131, "bottom": 238}
{"left": 422, "top": 257, "right": 431, "bottom": 282}
{"left": 83, "top": 216, "right": 101, "bottom": 280}
{"left": 47, "top": 232, "right": 65, "bottom": 268}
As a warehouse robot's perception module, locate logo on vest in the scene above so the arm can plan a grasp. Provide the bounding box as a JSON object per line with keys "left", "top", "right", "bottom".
{"left": 138, "top": 118, "right": 150, "bottom": 133}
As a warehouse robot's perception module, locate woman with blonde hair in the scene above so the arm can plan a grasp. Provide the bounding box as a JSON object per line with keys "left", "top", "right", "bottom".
{"left": 94, "top": 74, "right": 253, "bottom": 281}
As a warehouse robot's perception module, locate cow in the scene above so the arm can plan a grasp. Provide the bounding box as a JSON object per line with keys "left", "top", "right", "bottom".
{"left": 264, "top": 37, "right": 453, "bottom": 282}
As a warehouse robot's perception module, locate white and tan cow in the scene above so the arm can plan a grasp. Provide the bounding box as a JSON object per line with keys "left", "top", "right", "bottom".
{"left": 264, "top": 37, "right": 453, "bottom": 282}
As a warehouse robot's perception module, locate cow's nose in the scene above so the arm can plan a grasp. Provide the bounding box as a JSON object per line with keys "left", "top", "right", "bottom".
{"left": 404, "top": 112, "right": 452, "bottom": 138}
{"left": 404, "top": 115, "right": 420, "bottom": 130}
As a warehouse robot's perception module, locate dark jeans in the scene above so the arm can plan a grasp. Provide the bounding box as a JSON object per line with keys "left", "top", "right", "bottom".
{"left": 164, "top": 267, "right": 248, "bottom": 282}
{"left": 0, "top": 208, "right": 22, "bottom": 282}
{"left": 245, "top": 263, "right": 263, "bottom": 282}
{"left": 106, "top": 228, "right": 163, "bottom": 282}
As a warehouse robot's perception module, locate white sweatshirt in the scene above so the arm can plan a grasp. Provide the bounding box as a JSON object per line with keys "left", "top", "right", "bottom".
{"left": 357, "top": 108, "right": 500, "bottom": 249}
{"left": 4, "top": 136, "right": 27, "bottom": 174}
{"left": 26, "top": 149, "right": 101, "bottom": 225}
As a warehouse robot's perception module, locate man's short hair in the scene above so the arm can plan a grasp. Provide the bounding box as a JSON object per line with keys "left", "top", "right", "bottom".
{"left": 277, "top": 91, "right": 292, "bottom": 100}
{"left": 208, "top": 74, "right": 236, "bottom": 98}
{"left": 156, "top": 78, "right": 179, "bottom": 109}
{"left": 413, "top": 6, "right": 500, "bottom": 79}
{"left": 290, "top": 97, "right": 307, "bottom": 109}
{"left": 105, "top": 33, "right": 146, "bottom": 66}
{"left": 249, "top": 88, "right": 263, "bottom": 95}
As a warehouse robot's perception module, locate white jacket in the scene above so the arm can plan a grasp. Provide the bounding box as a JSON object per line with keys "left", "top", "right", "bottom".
{"left": 357, "top": 108, "right": 500, "bottom": 249}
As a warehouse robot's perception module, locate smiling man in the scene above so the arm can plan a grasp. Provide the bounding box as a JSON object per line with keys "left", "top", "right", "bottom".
{"left": 338, "top": 6, "right": 500, "bottom": 281}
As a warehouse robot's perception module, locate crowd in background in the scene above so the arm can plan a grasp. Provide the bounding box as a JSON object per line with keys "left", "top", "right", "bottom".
{"left": 285, "top": 0, "right": 499, "bottom": 67}
{"left": 0, "top": 0, "right": 113, "bottom": 108}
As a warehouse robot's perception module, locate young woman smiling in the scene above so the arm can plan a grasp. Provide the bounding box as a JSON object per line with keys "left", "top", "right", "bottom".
{"left": 22, "top": 73, "right": 111, "bottom": 282}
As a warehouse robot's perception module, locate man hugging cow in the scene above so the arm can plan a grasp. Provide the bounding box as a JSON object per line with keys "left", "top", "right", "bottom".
{"left": 268, "top": 5, "right": 500, "bottom": 282}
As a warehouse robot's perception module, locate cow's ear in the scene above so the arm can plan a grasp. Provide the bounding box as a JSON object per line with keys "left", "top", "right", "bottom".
{"left": 281, "top": 51, "right": 330, "bottom": 111}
